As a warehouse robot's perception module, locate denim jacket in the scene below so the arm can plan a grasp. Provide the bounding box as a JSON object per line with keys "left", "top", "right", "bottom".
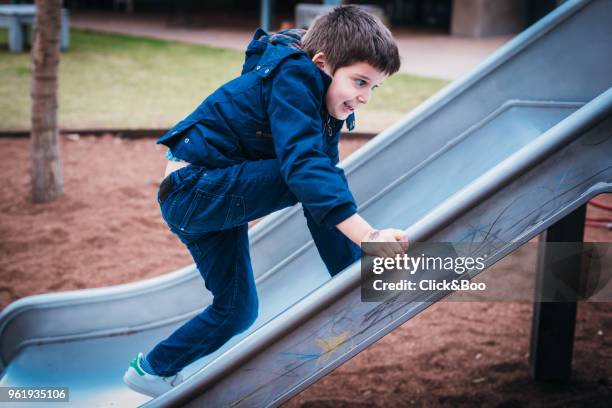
{"left": 157, "top": 28, "right": 357, "bottom": 229}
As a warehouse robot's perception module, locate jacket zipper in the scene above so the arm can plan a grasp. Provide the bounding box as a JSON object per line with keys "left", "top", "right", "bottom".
{"left": 325, "top": 114, "right": 333, "bottom": 137}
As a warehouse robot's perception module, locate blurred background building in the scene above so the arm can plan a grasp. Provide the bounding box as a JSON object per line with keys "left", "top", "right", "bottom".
{"left": 43, "top": 0, "right": 565, "bottom": 37}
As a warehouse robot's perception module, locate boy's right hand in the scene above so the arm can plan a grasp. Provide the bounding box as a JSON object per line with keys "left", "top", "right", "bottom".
{"left": 361, "top": 228, "right": 409, "bottom": 258}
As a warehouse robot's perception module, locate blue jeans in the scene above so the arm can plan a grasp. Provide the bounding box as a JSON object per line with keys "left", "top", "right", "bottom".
{"left": 147, "top": 159, "right": 361, "bottom": 376}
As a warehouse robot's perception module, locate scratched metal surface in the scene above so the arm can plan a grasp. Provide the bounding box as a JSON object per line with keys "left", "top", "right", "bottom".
{"left": 0, "top": 1, "right": 611, "bottom": 407}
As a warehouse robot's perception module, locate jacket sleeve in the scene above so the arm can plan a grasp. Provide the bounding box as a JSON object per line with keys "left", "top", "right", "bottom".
{"left": 266, "top": 64, "right": 357, "bottom": 229}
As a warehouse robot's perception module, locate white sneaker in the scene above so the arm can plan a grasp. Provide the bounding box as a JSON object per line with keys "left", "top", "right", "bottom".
{"left": 123, "top": 352, "right": 184, "bottom": 397}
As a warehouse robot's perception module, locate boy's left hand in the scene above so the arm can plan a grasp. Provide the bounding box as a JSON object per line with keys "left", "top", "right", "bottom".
{"left": 361, "top": 228, "right": 409, "bottom": 258}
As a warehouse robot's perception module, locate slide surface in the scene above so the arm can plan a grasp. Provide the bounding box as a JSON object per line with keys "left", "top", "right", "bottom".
{"left": 1, "top": 1, "right": 611, "bottom": 406}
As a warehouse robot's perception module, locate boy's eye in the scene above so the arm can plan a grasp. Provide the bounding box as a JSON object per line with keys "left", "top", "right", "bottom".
{"left": 355, "top": 79, "right": 367, "bottom": 87}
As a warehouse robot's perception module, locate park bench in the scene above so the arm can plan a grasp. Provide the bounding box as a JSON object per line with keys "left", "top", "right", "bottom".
{"left": 0, "top": 5, "right": 69, "bottom": 53}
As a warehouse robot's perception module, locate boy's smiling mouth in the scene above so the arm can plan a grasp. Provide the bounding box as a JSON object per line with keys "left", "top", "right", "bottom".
{"left": 343, "top": 102, "right": 355, "bottom": 112}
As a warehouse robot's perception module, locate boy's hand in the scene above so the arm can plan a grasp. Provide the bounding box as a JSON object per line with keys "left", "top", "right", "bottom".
{"left": 361, "top": 228, "right": 409, "bottom": 258}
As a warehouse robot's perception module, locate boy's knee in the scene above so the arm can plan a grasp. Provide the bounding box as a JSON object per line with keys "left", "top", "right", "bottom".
{"left": 230, "top": 303, "right": 258, "bottom": 334}
{"left": 224, "top": 294, "right": 258, "bottom": 334}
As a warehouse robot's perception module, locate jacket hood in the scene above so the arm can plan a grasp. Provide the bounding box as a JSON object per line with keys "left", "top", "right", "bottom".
{"left": 257, "top": 28, "right": 305, "bottom": 49}
{"left": 241, "top": 28, "right": 356, "bottom": 132}
{"left": 241, "top": 28, "right": 306, "bottom": 75}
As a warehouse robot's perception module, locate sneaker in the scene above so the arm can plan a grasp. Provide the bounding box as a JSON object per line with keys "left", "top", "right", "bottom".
{"left": 123, "top": 352, "right": 184, "bottom": 397}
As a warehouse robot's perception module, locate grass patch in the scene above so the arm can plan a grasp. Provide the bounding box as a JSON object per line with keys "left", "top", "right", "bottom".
{"left": 0, "top": 28, "right": 448, "bottom": 131}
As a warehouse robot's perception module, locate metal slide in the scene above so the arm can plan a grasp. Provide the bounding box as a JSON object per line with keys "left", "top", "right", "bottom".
{"left": 1, "top": 1, "right": 611, "bottom": 406}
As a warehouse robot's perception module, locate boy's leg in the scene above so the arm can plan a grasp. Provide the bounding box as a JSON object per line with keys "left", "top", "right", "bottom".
{"left": 145, "top": 224, "right": 258, "bottom": 377}
{"left": 147, "top": 159, "right": 355, "bottom": 375}
{"left": 178, "top": 160, "right": 360, "bottom": 276}
{"left": 148, "top": 159, "right": 299, "bottom": 376}
{"left": 225, "top": 160, "right": 361, "bottom": 276}
{"left": 303, "top": 208, "right": 361, "bottom": 277}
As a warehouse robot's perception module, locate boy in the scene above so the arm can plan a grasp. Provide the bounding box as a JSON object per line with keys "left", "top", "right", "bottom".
{"left": 124, "top": 5, "right": 408, "bottom": 397}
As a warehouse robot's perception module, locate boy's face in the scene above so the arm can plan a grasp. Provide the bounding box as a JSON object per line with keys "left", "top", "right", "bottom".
{"left": 313, "top": 56, "right": 387, "bottom": 121}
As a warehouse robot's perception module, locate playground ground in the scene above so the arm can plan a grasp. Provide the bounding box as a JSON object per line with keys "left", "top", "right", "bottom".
{"left": 0, "top": 135, "right": 610, "bottom": 407}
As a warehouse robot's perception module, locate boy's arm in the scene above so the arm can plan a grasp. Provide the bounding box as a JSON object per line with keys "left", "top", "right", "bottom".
{"left": 266, "top": 63, "right": 408, "bottom": 255}
{"left": 335, "top": 213, "right": 374, "bottom": 245}
{"left": 266, "top": 63, "right": 357, "bottom": 229}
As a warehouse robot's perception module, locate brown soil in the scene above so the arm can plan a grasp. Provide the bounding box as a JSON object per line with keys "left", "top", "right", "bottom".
{"left": 0, "top": 135, "right": 610, "bottom": 407}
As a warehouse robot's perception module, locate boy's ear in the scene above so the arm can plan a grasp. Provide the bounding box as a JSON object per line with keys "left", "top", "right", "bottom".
{"left": 311, "top": 52, "right": 326, "bottom": 70}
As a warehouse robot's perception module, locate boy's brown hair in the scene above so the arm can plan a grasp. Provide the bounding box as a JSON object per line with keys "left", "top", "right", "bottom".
{"left": 301, "top": 5, "right": 401, "bottom": 75}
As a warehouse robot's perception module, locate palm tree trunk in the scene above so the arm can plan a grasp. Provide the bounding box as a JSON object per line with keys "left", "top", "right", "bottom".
{"left": 31, "top": 0, "right": 63, "bottom": 203}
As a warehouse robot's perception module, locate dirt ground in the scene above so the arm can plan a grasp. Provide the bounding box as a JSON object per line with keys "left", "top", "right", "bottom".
{"left": 0, "top": 135, "right": 610, "bottom": 407}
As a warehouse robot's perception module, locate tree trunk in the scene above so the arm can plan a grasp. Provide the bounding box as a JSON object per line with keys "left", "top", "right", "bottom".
{"left": 31, "top": 0, "right": 63, "bottom": 203}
